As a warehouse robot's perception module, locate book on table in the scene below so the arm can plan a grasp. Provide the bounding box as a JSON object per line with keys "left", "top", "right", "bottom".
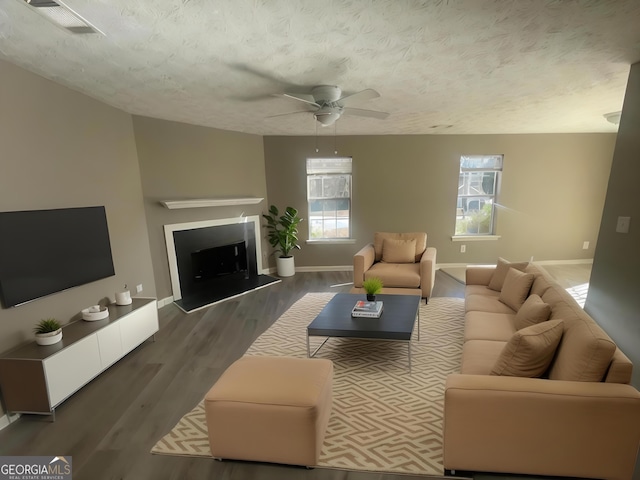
{"left": 351, "top": 300, "right": 383, "bottom": 318}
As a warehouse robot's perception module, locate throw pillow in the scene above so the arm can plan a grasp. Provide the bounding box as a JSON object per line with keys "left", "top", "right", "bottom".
{"left": 491, "top": 319, "right": 564, "bottom": 377}
{"left": 381, "top": 238, "right": 416, "bottom": 263}
{"left": 499, "top": 268, "right": 534, "bottom": 311}
{"left": 488, "top": 257, "right": 529, "bottom": 291}
{"left": 514, "top": 294, "right": 552, "bottom": 330}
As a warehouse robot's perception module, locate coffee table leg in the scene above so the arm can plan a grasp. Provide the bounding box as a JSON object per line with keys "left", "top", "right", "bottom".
{"left": 408, "top": 341, "right": 412, "bottom": 373}
{"left": 417, "top": 310, "right": 420, "bottom": 341}
{"left": 308, "top": 334, "right": 331, "bottom": 358}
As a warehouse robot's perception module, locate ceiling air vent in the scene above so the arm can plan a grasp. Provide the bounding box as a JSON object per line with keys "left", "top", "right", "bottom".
{"left": 24, "top": 0, "right": 104, "bottom": 35}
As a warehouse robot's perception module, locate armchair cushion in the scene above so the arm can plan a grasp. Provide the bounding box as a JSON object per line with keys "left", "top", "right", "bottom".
{"left": 366, "top": 263, "right": 421, "bottom": 288}
{"left": 381, "top": 238, "right": 416, "bottom": 263}
{"left": 374, "top": 232, "right": 426, "bottom": 262}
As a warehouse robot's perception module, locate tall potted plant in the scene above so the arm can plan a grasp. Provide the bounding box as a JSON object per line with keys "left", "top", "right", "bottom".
{"left": 262, "top": 205, "right": 302, "bottom": 277}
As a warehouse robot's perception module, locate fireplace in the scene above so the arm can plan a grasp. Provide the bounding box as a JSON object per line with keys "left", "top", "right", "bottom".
{"left": 192, "top": 241, "right": 248, "bottom": 281}
{"left": 164, "top": 216, "right": 279, "bottom": 312}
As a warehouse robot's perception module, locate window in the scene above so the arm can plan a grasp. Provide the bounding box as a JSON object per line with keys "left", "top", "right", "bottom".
{"left": 306, "top": 157, "right": 352, "bottom": 239}
{"left": 455, "top": 155, "right": 503, "bottom": 236}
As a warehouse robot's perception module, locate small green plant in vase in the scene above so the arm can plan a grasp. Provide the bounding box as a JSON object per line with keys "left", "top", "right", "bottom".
{"left": 362, "top": 277, "right": 383, "bottom": 301}
{"left": 34, "top": 318, "right": 63, "bottom": 346}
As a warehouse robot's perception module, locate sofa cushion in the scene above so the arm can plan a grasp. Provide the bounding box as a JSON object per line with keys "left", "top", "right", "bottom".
{"left": 466, "top": 294, "right": 516, "bottom": 314}
{"left": 499, "top": 268, "right": 534, "bottom": 311}
{"left": 464, "top": 312, "right": 516, "bottom": 342}
{"left": 366, "top": 262, "right": 420, "bottom": 288}
{"left": 528, "top": 268, "right": 554, "bottom": 297}
{"left": 465, "top": 285, "right": 500, "bottom": 299}
{"left": 513, "top": 294, "right": 552, "bottom": 330}
{"left": 461, "top": 340, "right": 508, "bottom": 375}
{"left": 374, "top": 232, "right": 426, "bottom": 262}
{"left": 548, "top": 318, "right": 617, "bottom": 382}
{"left": 488, "top": 257, "right": 529, "bottom": 291}
{"left": 491, "top": 320, "right": 564, "bottom": 378}
{"left": 381, "top": 238, "right": 416, "bottom": 263}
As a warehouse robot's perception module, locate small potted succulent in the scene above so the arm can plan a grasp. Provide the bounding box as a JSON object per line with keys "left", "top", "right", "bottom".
{"left": 34, "top": 318, "right": 63, "bottom": 346}
{"left": 362, "top": 277, "right": 383, "bottom": 302}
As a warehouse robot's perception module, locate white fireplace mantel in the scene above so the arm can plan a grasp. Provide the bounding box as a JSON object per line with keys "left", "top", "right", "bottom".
{"left": 160, "top": 198, "right": 263, "bottom": 209}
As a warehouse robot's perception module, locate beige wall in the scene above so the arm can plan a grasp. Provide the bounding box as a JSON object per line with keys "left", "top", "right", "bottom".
{"left": 132, "top": 116, "right": 268, "bottom": 301}
{"left": 0, "top": 60, "right": 156, "bottom": 416}
{"left": 585, "top": 62, "right": 640, "bottom": 389}
{"left": 263, "top": 133, "right": 615, "bottom": 267}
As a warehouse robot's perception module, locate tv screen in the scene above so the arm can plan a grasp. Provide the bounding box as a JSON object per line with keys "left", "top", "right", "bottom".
{"left": 0, "top": 206, "right": 116, "bottom": 308}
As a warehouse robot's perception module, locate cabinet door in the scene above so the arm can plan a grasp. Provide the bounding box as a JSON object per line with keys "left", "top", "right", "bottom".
{"left": 97, "top": 322, "right": 123, "bottom": 369}
{"left": 43, "top": 335, "right": 102, "bottom": 407}
{"left": 119, "top": 300, "right": 159, "bottom": 354}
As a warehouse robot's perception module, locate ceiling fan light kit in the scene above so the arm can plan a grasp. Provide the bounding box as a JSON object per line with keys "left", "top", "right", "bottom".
{"left": 272, "top": 85, "right": 389, "bottom": 127}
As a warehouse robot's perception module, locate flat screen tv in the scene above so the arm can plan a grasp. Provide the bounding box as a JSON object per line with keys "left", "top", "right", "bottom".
{"left": 0, "top": 206, "right": 116, "bottom": 308}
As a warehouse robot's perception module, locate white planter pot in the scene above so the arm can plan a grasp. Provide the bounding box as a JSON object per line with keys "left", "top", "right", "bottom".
{"left": 35, "top": 329, "right": 63, "bottom": 346}
{"left": 276, "top": 256, "right": 296, "bottom": 277}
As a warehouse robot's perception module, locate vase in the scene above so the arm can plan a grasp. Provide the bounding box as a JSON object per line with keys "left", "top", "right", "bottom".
{"left": 35, "top": 329, "right": 63, "bottom": 346}
{"left": 366, "top": 294, "right": 376, "bottom": 302}
{"left": 276, "top": 256, "right": 295, "bottom": 277}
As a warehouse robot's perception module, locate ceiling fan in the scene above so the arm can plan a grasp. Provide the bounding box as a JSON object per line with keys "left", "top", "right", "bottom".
{"left": 269, "top": 85, "right": 389, "bottom": 126}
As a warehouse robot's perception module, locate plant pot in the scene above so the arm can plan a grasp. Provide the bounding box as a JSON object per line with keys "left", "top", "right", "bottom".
{"left": 35, "top": 329, "right": 62, "bottom": 346}
{"left": 366, "top": 294, "right": 376, "bottom": 302}
{"left": 276, "top": 256, "right": 295, "bottom": 277}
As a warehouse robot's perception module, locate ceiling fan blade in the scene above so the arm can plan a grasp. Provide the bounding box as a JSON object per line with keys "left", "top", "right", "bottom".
{"left": 265, "top": 111, "right": 311, "bottom": 119}
{"left": 280, "top": 93, "right": 320, "bottom": 107}
{"left": 342, "top": 107, "right": 389, "bottom": 120}
{"left": 338, "top": 89, "right": 381, "bottom": 106}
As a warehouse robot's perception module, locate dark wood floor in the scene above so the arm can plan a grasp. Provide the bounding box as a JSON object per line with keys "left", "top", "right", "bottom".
{"left": 0, "top": 271, "right": 470, "bottom": 480}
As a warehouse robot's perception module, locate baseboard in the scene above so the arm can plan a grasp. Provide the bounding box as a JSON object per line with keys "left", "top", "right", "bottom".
{"left": 157, "top": 296, "right": 174, "bottom": 309}
{"left": 0, "top": 412, "right": 20, "bottom": 431}
{"left": 295, "top": 265, "right": 353, "bottom": 272}
{"left": 438, "top": 259, "right": 593, "bottom": 269}
{"left": 436, "top": 263, "right": 469, "bottom": 270}
{"left": 264, "top": 265, "right": 353, "bottom": 274}
{"left": 533, "top": 258, "right": 593, "bottom": 265}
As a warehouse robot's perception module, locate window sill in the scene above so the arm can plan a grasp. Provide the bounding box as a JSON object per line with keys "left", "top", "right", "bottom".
{"left": 306, "top": 239, "right": 357, "bottom": 245}
{"left": 451, "top": 235, "right": 501, "bottom": 242}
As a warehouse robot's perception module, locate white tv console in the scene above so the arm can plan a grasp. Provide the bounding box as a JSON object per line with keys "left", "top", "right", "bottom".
{"left": 0, "top": 297, "right": 158, "bottom": 419}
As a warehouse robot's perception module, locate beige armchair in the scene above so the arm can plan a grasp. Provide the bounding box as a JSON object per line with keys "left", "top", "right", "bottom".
{"left": 353, "top": 232, "right": 437, "bottom": 302}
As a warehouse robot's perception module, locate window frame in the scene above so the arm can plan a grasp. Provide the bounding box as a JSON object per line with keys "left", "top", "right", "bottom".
{"left": 305, "top": 157, "right": 353, "bottom": 241}
{"left": 454, "top": 155, "right": 503, "bottom": 237}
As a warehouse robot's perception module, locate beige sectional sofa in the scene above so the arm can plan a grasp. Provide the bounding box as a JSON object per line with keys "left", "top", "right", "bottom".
{"left": 443, "top": 261, "right": 640, "bottom": 480}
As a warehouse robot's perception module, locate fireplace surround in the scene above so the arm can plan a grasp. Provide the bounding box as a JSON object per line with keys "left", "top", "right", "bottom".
{"left": 164, "top": 216, "right": 279, "bottom": 312}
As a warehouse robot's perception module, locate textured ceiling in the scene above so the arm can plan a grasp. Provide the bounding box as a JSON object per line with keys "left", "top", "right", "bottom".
{"left": 1, "top": 0, "right": 640, "bottom": 136}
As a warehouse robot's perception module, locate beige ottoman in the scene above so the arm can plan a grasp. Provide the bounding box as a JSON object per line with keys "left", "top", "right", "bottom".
{"left": 204, "top": 356, "right": 333, "bottom": 467}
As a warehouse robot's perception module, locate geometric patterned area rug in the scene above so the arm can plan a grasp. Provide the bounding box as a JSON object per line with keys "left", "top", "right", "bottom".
{"left": 151, "top": 293, "right": 465, "bottom": 476}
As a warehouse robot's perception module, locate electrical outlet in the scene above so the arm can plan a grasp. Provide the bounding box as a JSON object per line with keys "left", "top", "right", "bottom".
{"left": 460, "top": 245, "right": 466, "bottom": 253}
{"left": 136, "top": 284, "right": 143, "bottom": 293}
{"left": 582, "top": 241, "right": 589, "bottom": 250}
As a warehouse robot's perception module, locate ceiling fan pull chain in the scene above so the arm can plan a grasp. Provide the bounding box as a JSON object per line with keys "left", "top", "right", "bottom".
{"left": 315, "top": 121, "right": 319, "bottom": 153}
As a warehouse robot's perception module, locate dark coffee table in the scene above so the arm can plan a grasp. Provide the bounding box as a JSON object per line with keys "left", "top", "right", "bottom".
{"left": 306, "top": 293, "right": 421, "bottom": 372}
